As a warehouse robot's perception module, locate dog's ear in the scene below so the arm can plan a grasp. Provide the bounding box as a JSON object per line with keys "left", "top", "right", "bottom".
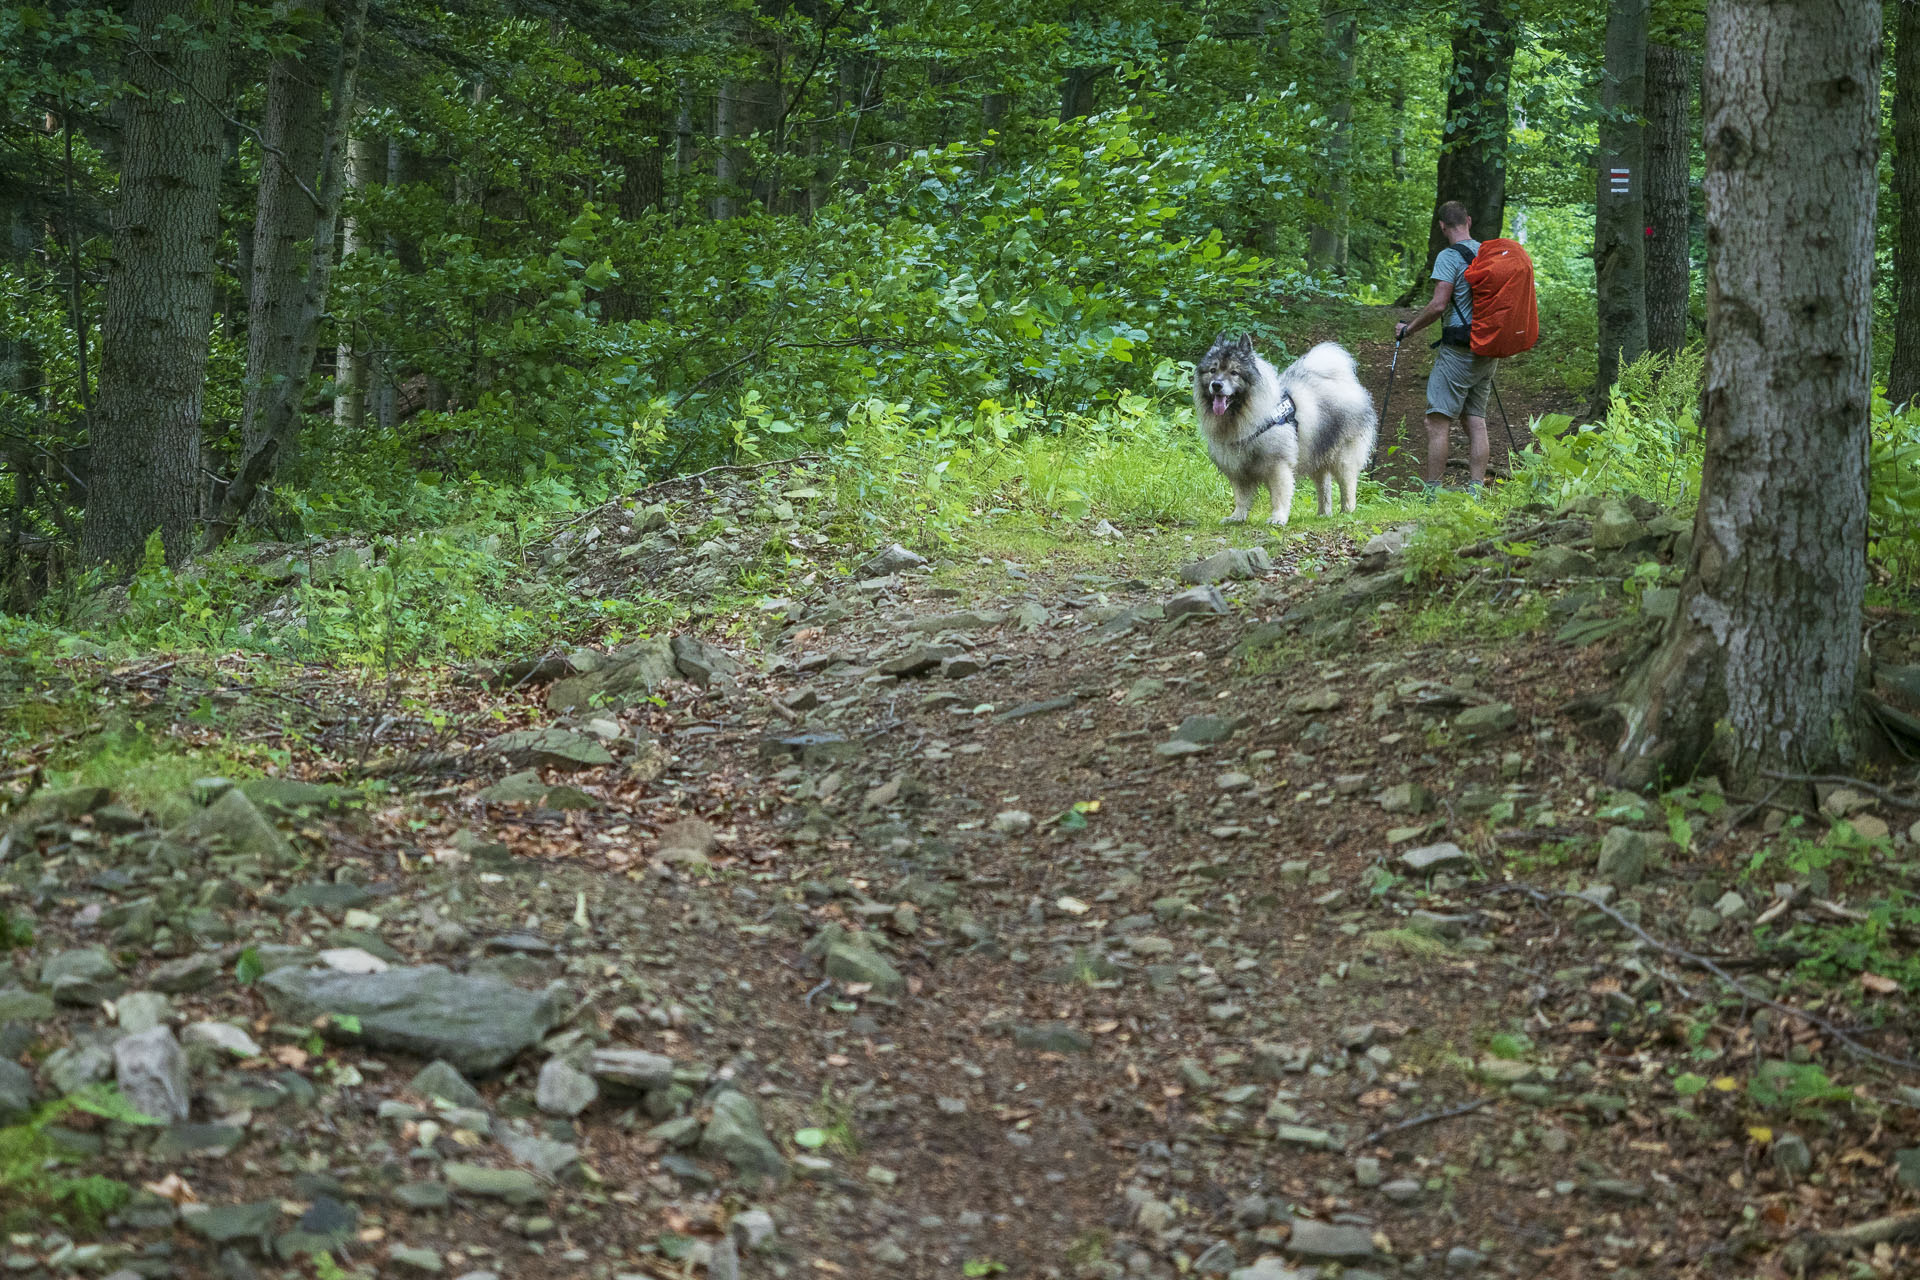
{"left": 1235, "top": 333, "right": 1256, "bottom": 356}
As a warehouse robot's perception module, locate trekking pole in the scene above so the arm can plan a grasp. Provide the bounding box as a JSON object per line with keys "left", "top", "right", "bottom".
{"left": 1491, "top": 374, "right": 1522, "bottom": 466}
{"left": 1367, "top": 334, "right": 1403, "bottom": 476}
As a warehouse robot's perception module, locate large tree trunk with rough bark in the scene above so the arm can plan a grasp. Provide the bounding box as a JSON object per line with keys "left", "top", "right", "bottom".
{"left": 83, "top": 0, "right": 232, "bottom": 567}
{"left": 713, "top": 82, "right": 739, "bottom": 220}
{"left": 1891, "top": 0, "right": 1920, "bottom": 405}
{"left": 1609, "top": 0, "right": 1880, "bottom": 793}
{"left": 1422, "top": 0, "right": 1516, "bottom": 278}
{"left": 206, "top": 0, "right": 369, "bottom": 548}
{"left": 1593, "top": 0, "right": 1648, "bottom": 406}
{"left": 1644, "top": 41, "right": 1692, "bottom": 355}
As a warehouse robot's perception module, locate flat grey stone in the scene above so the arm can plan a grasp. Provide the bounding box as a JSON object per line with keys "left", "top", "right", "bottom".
{"left": 258, "top": 965, "right": 560, "bottom": 1075}
{"left": 588, "top": 1047, "right": 676, "bottom": 1091}
{"left": 1400, "top": 842, "right": 1471, "bottom": 874}
{"left": 0, "top": 1059, "right": 35, "bottom": 1123}
{"left": 41, "top": 947, "right": 123, "bottom": 1005}
{"left": 486, "top": 728, "right": 614, "bottom": 771}
{"left": 113, "top": 1026, "right": 190, "bottom": 1122}
{"left": 0, "top": 988, "right": 56, "bottom": 1021}
{"left": 535, "top": 1057, "right": 598, "bottom": 1117}
{"left": 1453, "top": 702, "right": 1516, "bottom": 736}
{"left": 1284, "top": 1219, "right": 1375, "bottom": 1261}
{"left": 410, "top": 1059, "right": 484, "bottom": 1109}
{"left": 148, "top": 952, "right": 223, "bottom": 994}
{"left": 393, "top": 1181, "right": 451, "bottom": 1211}
{"left": 700, "top": 1090, "right": 786, "bottom": 1181}
{"left": 444, "top": 1162, "right": 546, "bottom": 1204}
{"left": 180, "top": 1200, "right": 278, "bottom": 1245}
{"left": 1166, "top": 585, "right": 1229, "bottom": 617}
{"left": 1013, "top": 1023, "right": 1092, "bottom": 1054}
{"left": 168, "top": 789, "right": 292, "bottom": 866}
{"left": 823, "top": 942, "right": 904, "bottom": 995}
{"left": 1181, "top": 547, "right": 1272, "bottom": 585}
{"left": 114, "top": 990, "right": 172, "bottom": 1034}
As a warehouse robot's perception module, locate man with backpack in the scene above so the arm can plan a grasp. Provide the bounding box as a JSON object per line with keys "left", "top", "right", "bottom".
{"left": 1393, "top": 200, "right": 1537, "bottom": 495}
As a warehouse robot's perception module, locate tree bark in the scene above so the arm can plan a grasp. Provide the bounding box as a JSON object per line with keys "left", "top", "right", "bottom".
{"left": 1058, "top": 65, "right": 1101, "bottom": 121}
{"left": 1593, "top": 0, "right": 1650, "bottom": 405}
{"left": 332, "top": 132, "right": 378, "bottom": 433}
{"left": 714, "top": 81, "right": 738, "bottom": 220}
{"left": 83, "top": 0, "right": 232, "bottom": 567}
{"left": 1890, "top": 0, "right": 1920, "bottom": 405}
{"left": 207, "top": 0, "right": 369, "bottom": 547}
{"left": 1609, "top": 0, "right": 1880, "bottom": 792}
{"left": 1644, "top": 41, "right": 1693, "bottom": 355}
{"left": 1423, "top": 0, "right": 1517, "bottom": 277}
{"left": 1308, "top": 10, "right": 1357, "bottom": 275}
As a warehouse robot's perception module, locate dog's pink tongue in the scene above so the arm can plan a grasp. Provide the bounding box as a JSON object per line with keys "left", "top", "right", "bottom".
{"left": 1210, "top": 394, "right": 1229, "bottom": 416}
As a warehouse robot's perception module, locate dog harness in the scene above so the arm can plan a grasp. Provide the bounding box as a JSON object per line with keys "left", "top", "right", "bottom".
{"left": 1227, "top": 393, "right": 1296, "bottom": 446}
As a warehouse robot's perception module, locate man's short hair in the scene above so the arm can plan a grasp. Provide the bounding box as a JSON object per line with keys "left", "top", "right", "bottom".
{"left": 1436, "top": 200, "right": 1471, "bottom": 229}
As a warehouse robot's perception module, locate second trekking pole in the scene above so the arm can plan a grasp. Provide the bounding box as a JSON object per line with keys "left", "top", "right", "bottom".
{"left": 1369, "top": 335, "right": 1403, "bottom": 475}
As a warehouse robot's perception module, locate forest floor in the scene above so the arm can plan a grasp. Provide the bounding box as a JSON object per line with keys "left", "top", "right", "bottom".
{"left": 6, "top": 447, "right": 1920, "bottom": 1280}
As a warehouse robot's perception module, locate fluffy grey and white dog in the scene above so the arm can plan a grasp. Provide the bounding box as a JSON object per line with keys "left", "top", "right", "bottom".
{"left": 1194, "top": 334, "right": 1376, "bottom": 525}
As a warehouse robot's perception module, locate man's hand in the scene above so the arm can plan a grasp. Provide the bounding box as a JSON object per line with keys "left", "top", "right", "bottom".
{"left": 1394, "top": 321, "right": 1409, "bottom": 341}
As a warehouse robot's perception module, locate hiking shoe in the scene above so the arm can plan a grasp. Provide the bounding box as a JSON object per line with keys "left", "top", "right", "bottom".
{"left": 1421, "top": 481, "right": 1443, "bottom": 503}
{"left": 1467, "top": 481, "right": 1486, "bottom": 499}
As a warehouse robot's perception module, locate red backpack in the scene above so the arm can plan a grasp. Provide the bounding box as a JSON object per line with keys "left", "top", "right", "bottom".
{"left": 1449, "top": 239, "right": 1540, "bottom": 358}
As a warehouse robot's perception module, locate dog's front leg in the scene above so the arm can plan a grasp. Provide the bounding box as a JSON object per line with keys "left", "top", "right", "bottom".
{"left": 1316, "top": 473, "right": 1334, "bottom": 518}
{"left": 1266, "top": 466, "right": 1295, "bottom": 526}
{"left": 1222, "top": 475, "right": 1253, "bottom": 524}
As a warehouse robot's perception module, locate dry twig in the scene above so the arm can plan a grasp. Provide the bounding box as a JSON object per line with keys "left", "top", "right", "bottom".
{"left": 1483, "top": 883, "right": 1920, "bottom": 1074}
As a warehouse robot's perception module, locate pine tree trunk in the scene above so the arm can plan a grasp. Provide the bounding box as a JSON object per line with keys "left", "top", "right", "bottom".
{"left": 207, "top": 0, "right": 369, "bottom": 547}
{"left": 1644, "top": 41, "right": 1693, "bottom": 355}
{"left": 1890, "top": 0, "right": 1920, "bottom": 405}
{"left": 332, "top": 132, "right": 378, "bottom": 433}
{"left": 1308, "top": 11, "right": 1357, "bottom": 275}
{"left": 83, "top": 0, "right": 232, "bottom": 567}
{"left": 1058, "top": 66, "right": 1100, "bottom": 121}
{"left": 1593, "top": 0, "right": 1649, "bottom": 406}
{"left": 1609, "top": 0, "right": 1880, "bottom": 793}
{"left": 1423, "top": 0, "right": 1517, "bottom": 277}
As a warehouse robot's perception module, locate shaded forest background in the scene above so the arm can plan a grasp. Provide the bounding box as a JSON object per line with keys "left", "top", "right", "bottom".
{"left": 1, "top": 0, "right": 1917, "bottom": 602}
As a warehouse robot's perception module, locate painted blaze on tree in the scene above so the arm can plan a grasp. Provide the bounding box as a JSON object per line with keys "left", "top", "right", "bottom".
{"left": 1609, "top": 0, "right": 1880, "bottom": 791}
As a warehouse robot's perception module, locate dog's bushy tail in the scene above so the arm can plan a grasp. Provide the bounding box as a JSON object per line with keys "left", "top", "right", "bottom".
{"left": 1290, "top": 342, "right": 1361, "bottom": 383}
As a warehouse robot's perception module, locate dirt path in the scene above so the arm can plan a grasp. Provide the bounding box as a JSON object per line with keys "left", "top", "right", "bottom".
{"left": 5, "top": 480, "right": 1917, "bottom": 1280}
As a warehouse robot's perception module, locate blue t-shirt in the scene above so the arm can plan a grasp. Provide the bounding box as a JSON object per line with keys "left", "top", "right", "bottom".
{"left": 1432, "top": 238, "right": 1481, "bottom": 331}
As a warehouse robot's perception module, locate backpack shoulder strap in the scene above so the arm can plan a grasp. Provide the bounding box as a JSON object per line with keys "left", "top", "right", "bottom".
{"left": 1450, "top": 242, "right": 1477, "bottom": 265}
{"left": 1446, "top": 242, "right": 1475, "bottom": 326}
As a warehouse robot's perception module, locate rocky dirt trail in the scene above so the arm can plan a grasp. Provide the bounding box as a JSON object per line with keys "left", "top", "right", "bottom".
{"left": 5, "top": 472, "right": 1920, "bottom": 1280}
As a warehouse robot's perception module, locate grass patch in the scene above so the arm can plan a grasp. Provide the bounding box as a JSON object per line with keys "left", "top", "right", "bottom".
{"left": 1393, "top": 595, "right": 1550, "bottom": 645}
{"left": 0, "top": 1106, "right": 131, "bottom": 1234}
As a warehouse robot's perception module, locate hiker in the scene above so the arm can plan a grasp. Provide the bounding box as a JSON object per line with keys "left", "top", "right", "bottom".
{"left": 1392, "top": 200, "right": 1538, "bottom": 497}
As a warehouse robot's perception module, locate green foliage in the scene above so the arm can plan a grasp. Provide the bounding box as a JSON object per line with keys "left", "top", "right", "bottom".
{"left": 1747, "top": 1061, "right": 1853, "bottom": 1113}
{"left": 1516, "top": 347, "right": 1705, "bottom": 507}
{"left": 0, "top": 1101, "right": 131, "bottom": 1233}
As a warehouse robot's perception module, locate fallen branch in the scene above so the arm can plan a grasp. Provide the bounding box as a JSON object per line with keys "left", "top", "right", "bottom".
{"left": 1482, "top": 883, "right": 1920, "bottom": 1074}
{"left": 1779, "top": 1210, "right": 1920, "bottom": 1272}
{"left": 1357, "top": 1096, "right": 1491, "bottom": 1149}
{"left": 1761, "top": 769, "right": 1920, "bottom": 812}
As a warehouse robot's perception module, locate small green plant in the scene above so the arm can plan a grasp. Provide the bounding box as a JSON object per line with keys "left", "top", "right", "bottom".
{"left": 0, "top": 1100, "right": 133, "bottom": 1232}
{"left": 1747, "top": 1061, "right": 1853, "bottom": 1113}
{"left": 963, "top": 1261, "right": 1009, "bottom": 1277}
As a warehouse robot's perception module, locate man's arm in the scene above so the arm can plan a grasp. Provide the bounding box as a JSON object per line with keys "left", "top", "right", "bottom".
{"left": 1395, "top": 279, "right": 1454, "bottom": 341}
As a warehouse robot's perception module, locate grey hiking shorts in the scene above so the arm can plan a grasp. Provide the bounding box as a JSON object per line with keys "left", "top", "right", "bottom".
{"left": 1427, "top": 342, "right": 1497, "bottom": 421}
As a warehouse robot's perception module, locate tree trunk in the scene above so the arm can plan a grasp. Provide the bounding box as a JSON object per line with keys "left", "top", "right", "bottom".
{"left": 1644, "top": 41, "right": 1693, "bottom": 355}
{"left": 332, "top": 132, "right": 378, "bottom": 433}
{"left": 1058, "top": 65, "right": 1101, "bottom": 121}
{"left": 714, "top": 82, "right": 738, "bottom": 220}
{"left": 1593, "top": 0, "right": 1650, "bottom": 405}
{"left": 1423, "top": 0, "right": 1517, "bottom": 277}
{"left": 83, "top": 0, "right": 232, "bottom": 567}
{"left": 615, "top": 100, "right": 666, "bottom": 221}
{"left": 207, "top": 0, "right": 369, "bottom": 548}
{"left": 1609, "top": 0, "right": 1880, "bottom": 793}
{"left": 1308, "top": 10, "right": 1357, "bottom": 275}
{"left": 1890, "top": 0, "right": 1920, "bottom": 405}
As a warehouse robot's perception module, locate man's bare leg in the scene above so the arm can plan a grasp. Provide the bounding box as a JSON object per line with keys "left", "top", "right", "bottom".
{"left": 1466, "top": 414, "right": 1489, "bottom": 485}
{"left": 1424, "top": 412, "right": 1452, "bottom": 485}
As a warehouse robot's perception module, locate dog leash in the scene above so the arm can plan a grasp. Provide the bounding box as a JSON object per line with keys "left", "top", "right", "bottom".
{"left": 1225, "top": 394, "right": 1297, "bottom": 447}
